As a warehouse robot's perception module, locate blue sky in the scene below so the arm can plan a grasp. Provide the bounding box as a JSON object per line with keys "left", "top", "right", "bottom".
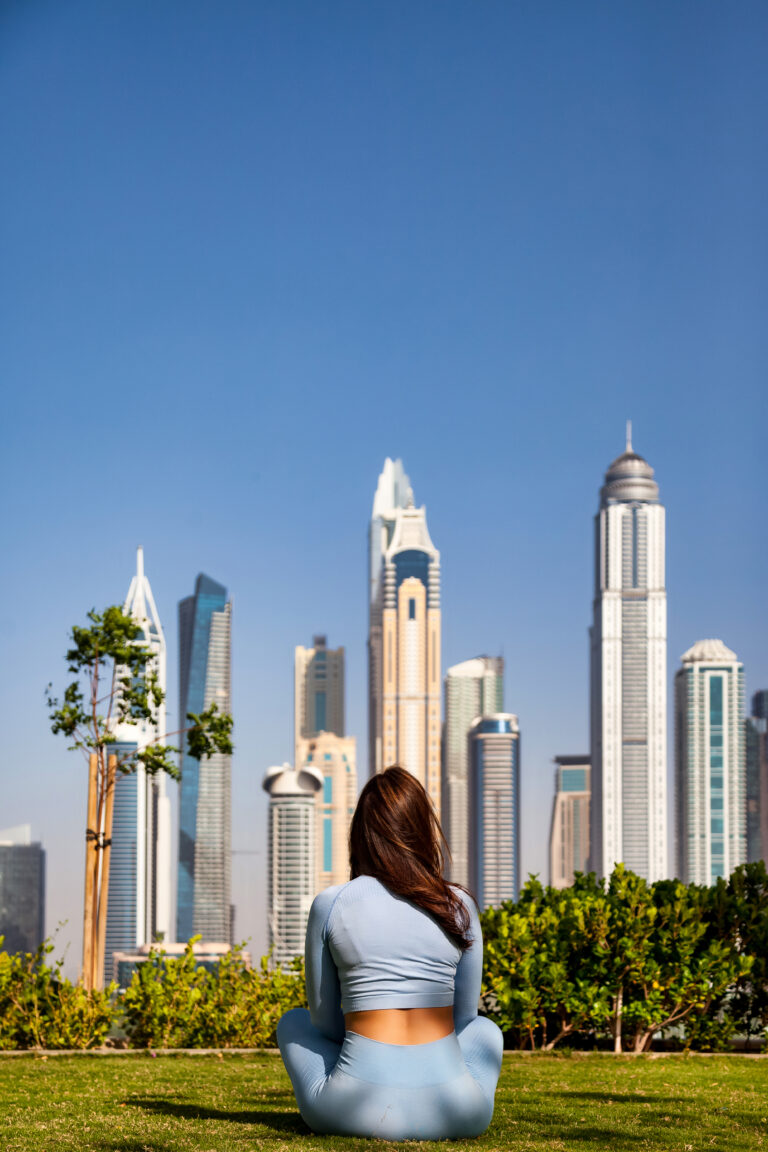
{"left": 1, "top": 1, "right": 766, "bottom": 971}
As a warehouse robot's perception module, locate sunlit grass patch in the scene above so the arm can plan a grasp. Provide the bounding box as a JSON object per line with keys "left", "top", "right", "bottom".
{"left": 0, "top": 1052, "right": 766, "bottom": 1151}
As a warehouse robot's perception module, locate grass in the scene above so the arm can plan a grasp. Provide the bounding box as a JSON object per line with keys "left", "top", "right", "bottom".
{"left": 0, "top": 1052, "right": 767, "bottom": 1151}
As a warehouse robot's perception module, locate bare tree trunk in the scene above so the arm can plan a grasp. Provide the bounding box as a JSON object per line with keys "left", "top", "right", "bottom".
{"left": 94, "top": 754, "right": 117, "bottom": 991}
{"left": 82, "top": 754, "right": 98, "bottom": 990}
{"left": 613, "top": 985, "right": 623, "bottom": 1054}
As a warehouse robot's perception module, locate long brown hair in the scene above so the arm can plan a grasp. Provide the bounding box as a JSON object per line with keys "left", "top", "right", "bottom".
{"left": 349, "top": 765, "right": 473, "bottom": 951}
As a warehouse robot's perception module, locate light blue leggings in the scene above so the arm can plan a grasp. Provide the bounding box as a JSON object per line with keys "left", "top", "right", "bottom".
{"left": 277, "top": 1008, "right": 503, "bottom": 1141}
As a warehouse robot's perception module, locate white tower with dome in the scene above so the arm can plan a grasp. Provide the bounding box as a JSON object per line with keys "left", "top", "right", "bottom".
{"left": 589, "top": 425, "right": 668, "bottom": 882}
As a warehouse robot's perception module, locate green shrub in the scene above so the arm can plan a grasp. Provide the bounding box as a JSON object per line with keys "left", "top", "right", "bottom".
{"left": 121, "top": 939, "right": 306, "bottom": 1048}
{"left": 0, "top": 939, "right": 114, "bottom": 1049}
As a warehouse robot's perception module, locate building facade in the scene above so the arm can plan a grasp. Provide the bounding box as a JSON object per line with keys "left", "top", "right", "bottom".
{"left": 263, "top": 763, "right": 323, "bottom": 966}
{"left": 368, "top": 459, "right": 442, "bottom": 808}
{"left": 468, "top": 715, "right": 520, "bottom": 908}
{"left": 675, "top": 639, "right": 746, "bottom": 884}
{"left": 549, "top": 757, "right": 591, "bottom": 888}
{"left": 104, "top": 548, "right": 172, "bottom": 983}
{"left": 442, "top": 657, "right": 504, "bottom": 886}
{"left": 294, "top": 636, "right": 345, "bottom": 760}
{"left": 746, "top": 690, "right": 768, "bottom": 863}
{"left": 177, "top": 574, "right": 233, "bottom": 943}
{"left": 0, "top": 825, "right": 45, "bottom": 955}
{"left": 589, "top": 427, "right": 668, "bottom": 882}
{"left": 297, "top": 732, "right": 358, "bottom": 890}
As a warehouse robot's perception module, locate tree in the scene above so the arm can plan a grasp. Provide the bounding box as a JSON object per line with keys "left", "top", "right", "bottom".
{"left": 47, "top": 605, "right": 233, "bottom": 990}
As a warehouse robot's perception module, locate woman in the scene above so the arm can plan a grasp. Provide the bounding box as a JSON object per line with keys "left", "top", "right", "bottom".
{"left": 277, "top": 765, "right": 503, "bottom": 1141}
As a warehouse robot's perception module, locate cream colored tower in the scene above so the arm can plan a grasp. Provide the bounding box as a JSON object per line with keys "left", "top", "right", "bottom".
{"left": 297, "top": 732, "right": 358, "bottom": 890}
{"left": 377, "top": 486, "right": 441, "bottom": 808}
{"left": 294, "top": 636, "right": 345, "bottom": 762}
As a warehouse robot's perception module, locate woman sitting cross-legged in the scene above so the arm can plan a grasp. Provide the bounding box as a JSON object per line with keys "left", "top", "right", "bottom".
{"left": 277, "top": 765, "right": 503, "bottom": 1142}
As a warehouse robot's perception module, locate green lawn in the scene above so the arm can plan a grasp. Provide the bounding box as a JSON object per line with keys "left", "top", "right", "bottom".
{"left": 1, "top": 1053, "right": 766, "bottom": 1151}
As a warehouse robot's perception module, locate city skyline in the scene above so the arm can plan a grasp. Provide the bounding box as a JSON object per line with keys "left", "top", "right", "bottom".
{"left": 2, "top": 2, "right": 765, "bottom": 973}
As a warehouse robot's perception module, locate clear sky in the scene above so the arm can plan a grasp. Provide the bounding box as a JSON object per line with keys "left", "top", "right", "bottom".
{"left": 1, "top": 1, "right": 766, "bottom": 973}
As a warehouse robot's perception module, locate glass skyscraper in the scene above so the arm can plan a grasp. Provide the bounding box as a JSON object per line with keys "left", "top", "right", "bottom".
{"left": 675, "top": 639, "right": 746, "bottom": 884}
{"left": 104, "top": 548, "right": 172, "bottom": 984}
{"left": 442, "top": 657, "right": 504, "bottom": 886}
{"left": 589, "top": 427, "right": 668, "bottom": 882}
{"left": 0, "top": 825, "right": 45, "bottom": 954}
{"left": 468, "top": 715, "right": 520, "bottom": 907}
{"left": 177, "top": 574, "right": 232, "bottom": 943}
{"left": 746, "top": 690, "right": 768, "bottom": 863}
{"left": 368, "top": 458, "right": 442, "bottom": 808}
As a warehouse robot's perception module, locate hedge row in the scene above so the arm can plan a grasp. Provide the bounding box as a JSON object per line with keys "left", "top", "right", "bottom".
{"left": 480, "top": 861, "right": 768, "bottom": 1052}
{"left": 1, "top": 861, "right": 765, "bottom": 1051}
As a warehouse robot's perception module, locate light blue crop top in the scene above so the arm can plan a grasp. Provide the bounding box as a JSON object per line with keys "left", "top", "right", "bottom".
{"left": 305, "top": 875, "right": 483, "bottom": 1044}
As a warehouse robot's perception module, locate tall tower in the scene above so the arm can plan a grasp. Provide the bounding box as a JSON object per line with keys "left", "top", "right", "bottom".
{"left": 368, "top": 458, "right": 411, "bottom": 777}
{"left": 0, "top": 825, "right": 45, "bottom": 954}
{"left": 589, "top": 425, "right": 667, "bottom": 882}
{"left": 442, "top": 657, "right": 504, "bottom": 885}
{"left": 468, "top": 715, "right": 520, "bottom": 907}
{"left": 263, "top": 763, "right": 323, "bottom": 967}
{"left": 675, "top": 640, "right": 746, "bottom": 883}
{"left": 368, "top": 460, "right": 442, "bottom": 807}
{"left": 104, "top": 548, "right": 171, "bottom": 982}
{"left": 177, "top": 574, "right": 232, "bottom": 943}
{"left": 549, "top": 756, "right": 591, "bottom": 888}
{"left": 746, "top": 690, "right": 768, "bottom": 863}
{"left": 294, "top": 635, "right": 345, "bottom": 761}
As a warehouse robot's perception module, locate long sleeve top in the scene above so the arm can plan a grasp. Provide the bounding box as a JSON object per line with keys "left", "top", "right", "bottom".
{"left": 304, "top": 874, "right": 483, "bottom": 1044}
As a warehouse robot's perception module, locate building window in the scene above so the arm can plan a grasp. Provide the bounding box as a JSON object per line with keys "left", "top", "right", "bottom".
{"left": 315, "top": 691, "right": 327, "bottom": 732}
{"left": 324, "top": 776, "right": 332, "bottom": 803}
{"left": 409, "top": 598, "right": 416, "bottom": 620}
{"left": 323, "top": 817, "right": 332, "bottom": 872}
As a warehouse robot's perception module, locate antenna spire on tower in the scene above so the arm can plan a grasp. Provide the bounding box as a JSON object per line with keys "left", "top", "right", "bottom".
{"left": 626, "top": 419, "right": 633, "bottom": 453}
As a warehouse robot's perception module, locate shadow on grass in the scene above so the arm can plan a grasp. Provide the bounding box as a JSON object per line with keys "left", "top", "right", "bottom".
{"left": 540, "top": 1090, "right": 680, "bottom": 1104}
{"left": 129, "top": 1097, "right": 309, "bottom": 1135}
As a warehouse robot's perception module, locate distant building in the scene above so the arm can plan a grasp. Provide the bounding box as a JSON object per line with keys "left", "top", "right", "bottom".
{"left": 297, "top": 732, "right": 357, "bottom": 891}
{"left": 177, "top": 574, "right": 233, "bottom": 943}
{"left": 549, "top": 757, "right": 591, "bottom": 888}
{"left": 442, "top": 657, "right": 504, "bottom": 886}
{"left": 294, "top": 636, "right": 345, "bottom": 760}
{"left": 104, "top": 547, "right": 172, "bottom": 985}
{"left": 468, "top": 715, "right": 520, "bottom": 907}
{"left": 675, "top": 639, "right": 746, "bottom": 884}
{"left": 368, "top": 459, "right": 442, "bottom": 808}
{"left": 111, "top": 940, "right": 249, "bottom": 991}
{"left": 589, "top": 426, "right": 668, "bottom": 882}
{"left": 746, "top": 690, "right": 768, "bottom": 863}
{"left": 263, "top": 763, "right": 323, "bottom": 967}
{"left": 0, "top": 825, "right": 45, "bottom": 954}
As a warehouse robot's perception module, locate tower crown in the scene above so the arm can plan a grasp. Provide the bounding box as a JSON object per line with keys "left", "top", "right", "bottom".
{"left": 601, "top": 436, "right": 659, "bottom": 504}
{"left": 680, "top": 638, "right": 739, "bottom": 664}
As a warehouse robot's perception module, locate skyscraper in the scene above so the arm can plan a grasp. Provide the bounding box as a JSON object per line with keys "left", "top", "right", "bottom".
{"left": 746, "top": 690, "right": 768, "bottom": 863}
{"left": 468, "top": 715, "right": 520, "bottom": 907}
{"left": 0, "top": 825, "right": 45, "bottom": 954}
{"left": 549, "top": 756, "right": 591, "bottom": 889}
{"left": 368, "top": 458, "right": 441, "bottom": 807}
{"left": 104, "top": 548, "right": 172, "bottom": 983}
{"left": 297, "top": 732, "right": 357, "bottom": 890}
{"left": 263, "top": 763, "right": 323, "bottom": 966}
{"left": 589, "top": 425, "right": 667, "bottom": 882}
{"left": 675, "top": 640, "right": 746, "bottom": 883}
{"left": 177, "top": 574, "right": 232, "bottom": 943}
{"left": 442, "top": 657, "right": 504, "bottom": 885}
{"left": 294, "top": 636, "right": 345, "bottom": 761}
